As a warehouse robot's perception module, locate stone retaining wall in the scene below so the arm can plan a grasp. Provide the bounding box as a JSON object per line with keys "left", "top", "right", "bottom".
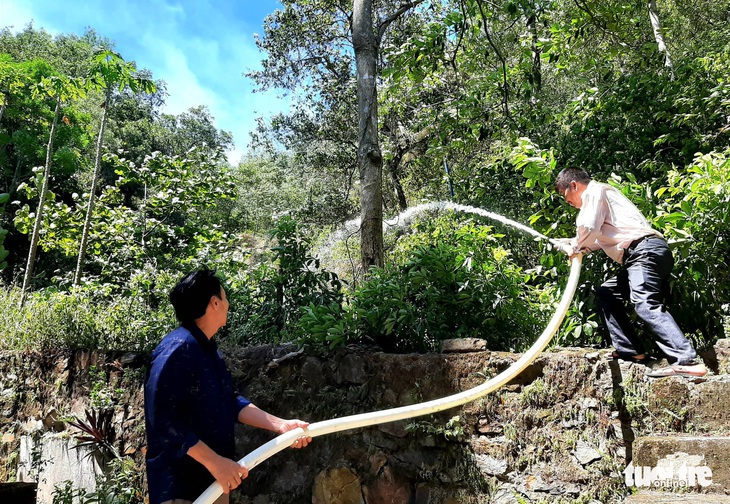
{"left": 1, "top": 341, "right": 729, "bottom": 503}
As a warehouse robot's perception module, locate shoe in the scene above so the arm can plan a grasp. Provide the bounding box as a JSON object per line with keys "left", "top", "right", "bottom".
{"left": 645, "top": 363, "right": 707, "bottom": 378}
{"left": 611, "top": 351, "right": 651, "bottom": 365}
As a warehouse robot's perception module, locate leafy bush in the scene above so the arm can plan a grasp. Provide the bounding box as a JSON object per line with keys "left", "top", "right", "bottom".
{"left": 0, "top": 192, "right": 9, "bottom": 271}
{"left": 12, "top": 149, "right": 237, "bottom": 291}
{"left": 0, "top": 284, "right": 175, "bottom": 351}
{"left": 224, "top": 216, "right": 344, "bottom": 346}
{"left": 653, "top": 149, "right": 730, "bottom": 342}
{"left": 299, "top": 215, "right": 559, "bottom": 353}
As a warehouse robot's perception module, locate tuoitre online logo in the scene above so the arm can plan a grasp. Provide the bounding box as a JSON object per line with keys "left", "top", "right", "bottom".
{"left": 624, "top": 461, "right": 713, "bottom": 488}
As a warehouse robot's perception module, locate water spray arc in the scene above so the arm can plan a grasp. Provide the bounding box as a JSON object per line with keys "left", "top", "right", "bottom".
{"left": 193, "top": 207, "right": 582, "bottom": 504}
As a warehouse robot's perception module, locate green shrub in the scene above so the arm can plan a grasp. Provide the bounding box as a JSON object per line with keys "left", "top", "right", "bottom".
{"left": 353, "top": 242, "right": 552, "bottom": 352}
{"left": 299, "top": 216, "right": 559, "bottom": 353}
{"left": 0, "top": 284, "right": 175, "bottom": 351}
{"left": 224, "top": 216, "right": 344, "bottom": 346}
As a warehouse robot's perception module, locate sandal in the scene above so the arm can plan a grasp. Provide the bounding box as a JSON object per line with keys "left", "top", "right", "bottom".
{"left": 611, "top": 351, "right": 650, "bottom": 364}
{"left": 645, "top": 364, "right": 707, "bottom": 378}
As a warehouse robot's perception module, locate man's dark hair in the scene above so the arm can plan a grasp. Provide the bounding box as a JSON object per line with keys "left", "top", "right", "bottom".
{"left": 555, "top": 167, "right": 592, "bottom": 192}
{"left": 169, "top": 269, "right": 223, "bottom": 324}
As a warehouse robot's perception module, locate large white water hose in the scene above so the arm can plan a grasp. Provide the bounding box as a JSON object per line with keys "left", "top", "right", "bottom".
{"left": 193, "top": 250, "right": 584, "bottom": 504}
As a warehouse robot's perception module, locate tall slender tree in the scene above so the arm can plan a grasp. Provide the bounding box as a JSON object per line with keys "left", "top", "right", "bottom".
{"left": 73, "top": 49, "right": 154, "bottom": 286}
{"left": 20, "top": 75, "right": 83, "bottom": 307}
{"left": 0, "top": 192, "right": 9, "bottom": 271}
{"left": 648, "top": 0, "right": 673, "bottom": 70}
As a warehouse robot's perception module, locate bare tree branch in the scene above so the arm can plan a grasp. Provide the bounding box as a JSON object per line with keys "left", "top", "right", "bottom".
{"left": 473, "top": 0, "right": 511, "bottom": 119}
{"left": 378, "top": 0, "right": 426, "bottom": 42}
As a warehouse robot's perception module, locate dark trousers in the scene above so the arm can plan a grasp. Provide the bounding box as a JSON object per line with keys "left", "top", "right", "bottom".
{"left": 596, "top": 236, "right": 697, "bottom": 365}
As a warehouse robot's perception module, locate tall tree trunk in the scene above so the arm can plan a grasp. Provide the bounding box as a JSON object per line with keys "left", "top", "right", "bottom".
{"left": 648, "top": 0, "right": 673, "bottom": 70}
{"left": 20, "top": 96, "right": 61, "bottom": 307}
{"left": 529, "top": 5, "right": 541, "bottom": 93}
{"left": 385, "top": 146, "right": 408, "bottom": 212}
{"left": 74, "top": 87, "right": 111, "bottom": 286}
{"left": 10, "top": 158, "right": 23, "bottom": 196}
{"left": 353, "top": 0, "right": 384, "bottom": 271}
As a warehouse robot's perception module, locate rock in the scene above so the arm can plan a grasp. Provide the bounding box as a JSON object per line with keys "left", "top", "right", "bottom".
{"left": 301, "top": 357, "right": 325, "bottom": 388}
{"left": 573, "top": 439, "right": 602, "bottom": 466}
{"left": 475, "top": 454, "right": 508, "bottom": 477}
{"left": 491, "top": 484, "right": 523, "bottom": 504}
{"left": 525, "top": 474, "right": 555, "bottom": 493}
{"left": 632, "top": 436, "right": 730, "bottom": 493}
{"left": 440, "top": 338, "right": 487, "bottom": 353}
{"left": 715, "top": 339, "right": 730, "bottom": 349}
{"left": 0, "top": 482, "right": 37, "bottom": 504}
{"left": 624, "top": 491, "right": 730, "bottom": 503}
{"left": 562, "top": 483, "right": 581, "bottom": 497}
{"left": 363, "top": 465, "right": 411, "bottom": 504}
{"left": 272, "top": 460, "right": 309, "bottom": 493}
{"left": 585, "top": 352, "right": 600, "bottom": 362}
{"left": 561, "top": 418, "right": 585, "bottom": 429}
{"left": 369, "top": 452, "right": 388, "bottom": 474}
{"left": 477, "top": 418, "right": 503, "bottom": 435}
{"left": 335, "top": 353, "right": 369, "bottom": 385}
{"left": 414, "top": 484, "right": 430, "bottom": 504}
{"left": 377, "top": 421, "right": 408, "bottom": 438}
{"left": 580, "top": 398, "right": 600, "bottom": 409}
{"left": 42, "top": 408, "right": 65, "bottom": 432}
{"left": 21, "top": 419, "right": 43, "bottom": 434}
{"left": 692, "top": 378, "right": 730, "bottom": 431}
{"left": 649, "top": 378, "right": 689, "bottom": 411}
{"left": 312, "top": 467, "right": 363, "bottom": 504}
{"left": 119, "top": 353, "right": 138, "bottom": 365}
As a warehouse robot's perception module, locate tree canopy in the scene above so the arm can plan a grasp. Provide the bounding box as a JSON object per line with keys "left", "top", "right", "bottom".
{"left": 0, "top": 1, "right": 728, "bottom": 354}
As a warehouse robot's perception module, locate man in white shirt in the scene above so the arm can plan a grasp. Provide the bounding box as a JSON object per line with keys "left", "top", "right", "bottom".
{"left": 554, "top": 167, "right": 706, "bottom": 378}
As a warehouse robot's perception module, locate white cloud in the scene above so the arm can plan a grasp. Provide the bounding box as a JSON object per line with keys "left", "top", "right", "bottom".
{"left": 0, "top": 0, "right": 50, "bottom": 32}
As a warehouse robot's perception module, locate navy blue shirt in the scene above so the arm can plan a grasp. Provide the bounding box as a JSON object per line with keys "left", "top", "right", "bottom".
{"left": 144, "top": 324, "right": 250, "bottom": 504}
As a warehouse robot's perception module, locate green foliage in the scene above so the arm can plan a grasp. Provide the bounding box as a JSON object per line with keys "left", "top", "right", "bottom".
{"left": 52, "top": 458, "right": 143, "bottom": 504}
{"left": 405, "top": 415, "right": 468, "bottom": 442}
{"left": 68, "top": 408, "right": 119, "bottom": 462}
{"left": 226, "top": 216, "right": 344, "bottom": 345}
{"left": 652, "top": 149, "right": 730, "bottom": 340}
{"left": 300, "top": 215, "right": 558, "bottom": 353}
{"left": 519, "top": 138, "right": 729, "bottom": 348}
{"left": 87, "top": 366, "right": 123, "bottom": 410}
{"left": 3, "top": 4, "right": 730, "bottom": 355}
{"left": 553, "top": 58, "right": 730, "bottom": 178}
{"left": 518, "top": 377, "right": 555, "bottom": 408}
{"left": 0, "top": 285, "right": 174, "bottom": 351}
{"left": 231, "top": 153, "right": 356, "bottom": 233}
{"left": 297, "top": 301, "right": 353, "bottom": 349}
{"left": 87, "top": 49, "right": 155, "bottom": 95}
{"left": 0, "top": 192, "right": 9, "bottom": 270}
{"left": 13, "top": 149, "right": 237, "bottom": 290}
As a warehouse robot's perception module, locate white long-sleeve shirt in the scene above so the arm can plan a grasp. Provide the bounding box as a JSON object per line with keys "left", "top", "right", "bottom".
{"left": 570, "top": 181, "right": 663, "bottom": 264}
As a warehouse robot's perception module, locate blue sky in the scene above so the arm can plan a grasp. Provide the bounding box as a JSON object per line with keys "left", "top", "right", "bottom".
{"left": 0, "top": 0, "right": 288, "bottom": 163}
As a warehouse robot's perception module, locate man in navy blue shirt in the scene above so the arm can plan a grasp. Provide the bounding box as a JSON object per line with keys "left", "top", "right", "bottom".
{"left": 145, "top": 269, "right": 311, "bottom": 504}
